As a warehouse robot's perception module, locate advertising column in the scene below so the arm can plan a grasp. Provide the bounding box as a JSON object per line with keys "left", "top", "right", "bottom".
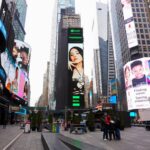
{"left": 68, "top": 28, "right": 84, "bottom": 108}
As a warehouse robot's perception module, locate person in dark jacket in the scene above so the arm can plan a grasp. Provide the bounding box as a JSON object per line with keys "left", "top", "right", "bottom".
{"left": 114, "top": 117, "right": 121, "bottom": 140}
{"left": 108, "top": 120, "right": 116, "bottom": 140}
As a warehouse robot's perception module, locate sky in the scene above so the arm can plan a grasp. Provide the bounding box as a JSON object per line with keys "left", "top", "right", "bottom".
{"left": 24, "top": 0, "right": 107, "bottom": 106}
{"left": 25, "top": 0, "right": 55, "bottom": 106}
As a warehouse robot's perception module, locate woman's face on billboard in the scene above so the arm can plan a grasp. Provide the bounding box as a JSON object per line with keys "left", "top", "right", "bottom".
{"left": 21, "top": 51, "right": 28, "bottom": 65}
{"left": 70, "top": 48, "right": 83, "bottom": 64}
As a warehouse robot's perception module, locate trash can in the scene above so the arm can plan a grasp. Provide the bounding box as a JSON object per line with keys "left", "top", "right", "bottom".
{"left": 56, "top": 122, "right": 60, "bottom": 133}
{"left": 24, "top": 120, "right": 31, "bottom": 133}
{"left": 52, "top": 123, "right": 56, "bottom": 133}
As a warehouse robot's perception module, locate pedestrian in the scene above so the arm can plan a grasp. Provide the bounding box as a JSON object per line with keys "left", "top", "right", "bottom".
{"left": 114, "top": 117, "right": 121, "bottom": 140}
{"left": 2, "top": 109, "right": 7, "bottom": 129}
{"left": 102, "top": 113, "right": 111, "bottom": 140}
{"left": 108, "top": 120, "right": 116, "bottom": 140}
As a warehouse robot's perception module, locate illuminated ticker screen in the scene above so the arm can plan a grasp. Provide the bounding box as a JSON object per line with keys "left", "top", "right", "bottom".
{"left": 68, "top": 28, "right": 83, "bottom": 43}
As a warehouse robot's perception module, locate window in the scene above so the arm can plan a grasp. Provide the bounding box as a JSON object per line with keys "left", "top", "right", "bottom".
{"left": 141, "top": 34, "right": 144, "bottom": 38}
{"left": 144, "top": 24, "right": 147, "bottom": 28}
{"left": 140, "top": 29, "right": 144, "bottom": 33}
{"left": 142, "top": 40, "right": 146, "bottom": 44}
{"left": 144, "top": 53, "right": 148, "bottom": 57}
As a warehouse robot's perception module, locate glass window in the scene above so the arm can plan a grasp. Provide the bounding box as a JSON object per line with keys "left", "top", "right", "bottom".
{"left": 144, "top": 54, "right": 148, "bottom": 57}
{"left": 139, "top": 24, "right": 142, "bottom": 27}
{"left": 144, "top": 24, "right": 147, "bottom": 28}
{"left": 140, "top": 29, "right": 143, "bottom": 33}
{"left": 141, "top": 34, "right": 144, "bottom": 38}
{"left": 147, "top": 40, "right": 150, "bottom": 44}
{"left": 143, "top": 18, "right": 146, "bottom": 22}
{"left": 146, "top": 34, "right": 149, "bottom": 39}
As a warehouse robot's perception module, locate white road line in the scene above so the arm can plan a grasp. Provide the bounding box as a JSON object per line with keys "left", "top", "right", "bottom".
{"left": 3, "top": 131, "right": 24, "bottom": 150}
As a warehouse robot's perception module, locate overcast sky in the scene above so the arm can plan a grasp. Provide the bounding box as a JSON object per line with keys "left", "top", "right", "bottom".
{"left": 24, "top": 0, "right": 105, "bottom": 106}
{"left": 25, "top": 0, "right": 55, "bottom": 106}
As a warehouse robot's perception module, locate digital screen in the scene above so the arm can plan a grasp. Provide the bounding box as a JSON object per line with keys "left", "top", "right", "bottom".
{"left": 12, "top": 40, "right": 31, "bottom": 72}
{"left": 129, "top": 112, "right": 137, "bottom": 117}
{"left": 109, "top": 95, "right": 117, "bottom": 104}
{"left": 124, "top": 57, "right": 150, "bottom": 110}
{"left": 1, "top": 50, "right": 29, "bottom": 101}
{"left": 68, "top": 43, "right": 84, "bottom": 108}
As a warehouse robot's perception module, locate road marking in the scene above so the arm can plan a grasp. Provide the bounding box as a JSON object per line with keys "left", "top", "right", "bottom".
{"left": 3, "top": 131, "right": 23, "bottom": 150}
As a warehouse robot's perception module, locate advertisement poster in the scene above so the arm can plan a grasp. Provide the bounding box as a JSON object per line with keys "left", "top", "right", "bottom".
{"left": 68, "top": 43, "right": 84, "bottom": 107}
{"left": 124, "top": 58, "right": 150, "bottom": 110}
{"left": 1, "top": 49, "right": 29, "bottom": 100}
{"left": 68, "top": 43, "right": 84, "bottom": 95}
{"left": 122, "top": 0, "right": 138, "bottom": 48}
{"left": 12, "top": 40, "right": 31, "bottom": 72}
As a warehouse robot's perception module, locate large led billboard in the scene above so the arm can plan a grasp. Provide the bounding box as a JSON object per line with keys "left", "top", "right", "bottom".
{"left": 12, "top": 40, "right": 31, "bottom": 72}
{"left": 68, "top": 43, "right": 84, "bottom": 107}
{"left": 1, "top": 49, "right": 29, "bottom": 101}
{"left": 121, "top": 0, "right": 138, "bottom": 48}
{"left": 124, "top": 57, "right": 150, "bottom": 110}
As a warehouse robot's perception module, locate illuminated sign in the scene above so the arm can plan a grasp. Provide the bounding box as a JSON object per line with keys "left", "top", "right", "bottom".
{"left": 68, "top": 28, "right": 83, "bottom": 43}
{"left": 68, "top": 42, "right": 84, "bottom": 108}
{"left": 109, "top": 95, "right": 117, "bottom": 104}
{"left": 124, "top": 57, "right": 150, "bottom": 110}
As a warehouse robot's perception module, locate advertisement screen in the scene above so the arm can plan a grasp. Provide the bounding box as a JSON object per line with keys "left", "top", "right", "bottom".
{"left": 124, "top": 57, "right": 150, "bottom": 110}
{"left": 110, "top": 79, "right": 117, "bottom": 95}
{"left": 1, "top": 49, "right": 29, "bottom": 100}
{"left": 12, "top": 40, "right": 31, "bottom": 72}
{"left": 109, "top": 95, "right": 117, "bottom": 104}
{"left": 122, "top": 0, "right": 138, "bottom": 48}
{"left": 129, "top": 112, "right": 137, "bottom": 117}
{"left": 68, "top": 43, "right": 84, "bottom": 107}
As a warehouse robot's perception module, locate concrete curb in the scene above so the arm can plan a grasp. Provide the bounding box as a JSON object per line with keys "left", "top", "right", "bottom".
{"left": 3, "top": 131, "right": 24, "bottom": 150}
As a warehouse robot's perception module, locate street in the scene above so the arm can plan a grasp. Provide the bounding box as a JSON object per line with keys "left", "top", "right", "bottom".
{"left": 1, "top": 125, "right": 150, "bottom": 150}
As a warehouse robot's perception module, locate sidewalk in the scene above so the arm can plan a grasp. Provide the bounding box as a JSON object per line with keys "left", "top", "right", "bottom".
{"left": 60, "top": 127, "right": 150, "bottom": 150}
{"left": 0, "top": 124, "right": 24, "bottom": 150}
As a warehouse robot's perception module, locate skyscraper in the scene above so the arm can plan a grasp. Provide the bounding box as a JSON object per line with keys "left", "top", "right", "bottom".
{"left": 49, "top": 0, "right": 75, "bottom": 110}
{"left": 55, "top": 7, "right": 81, "bottom": 110}
{"left": 12, "top": 0, "right": 27, "bottom": 41}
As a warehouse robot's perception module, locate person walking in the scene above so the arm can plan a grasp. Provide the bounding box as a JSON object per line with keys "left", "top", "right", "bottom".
{"left": 108, "top": 120, "right": 116, "bottom": 140}
{"left": 114, "top": 117, "right": 121, "bottom": 140}
{"left": 102, "top": 113, "right": 111, "bottom": 140}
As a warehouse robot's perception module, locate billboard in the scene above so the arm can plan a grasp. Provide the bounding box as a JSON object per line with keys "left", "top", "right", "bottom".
{"left": 1, "top": 49, "right": 29, "bottom": 100}
{"left": 12, "top": 40, "right": 31, "bottom": 72}
{"left": 122, "top": 0, "right": 138, "bottom": 48}
{"left": 109, "top": 95, "right": 117, "bottom": 104}
{"left": 124, "top": 57, "right": 150, "bottom": 110}
{"left": 138, "top": 109, "right": 150, "bottom": 121}
{"left": 110, "top": 79, "right": 117, "bottom": 95}
{"left": 68, "top": 43, "right": 84, "bottom": 107}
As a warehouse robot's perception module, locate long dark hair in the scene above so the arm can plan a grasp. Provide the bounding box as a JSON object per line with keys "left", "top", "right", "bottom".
{"left": 69, "top": 46, "right": 83, "bottom": 61}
